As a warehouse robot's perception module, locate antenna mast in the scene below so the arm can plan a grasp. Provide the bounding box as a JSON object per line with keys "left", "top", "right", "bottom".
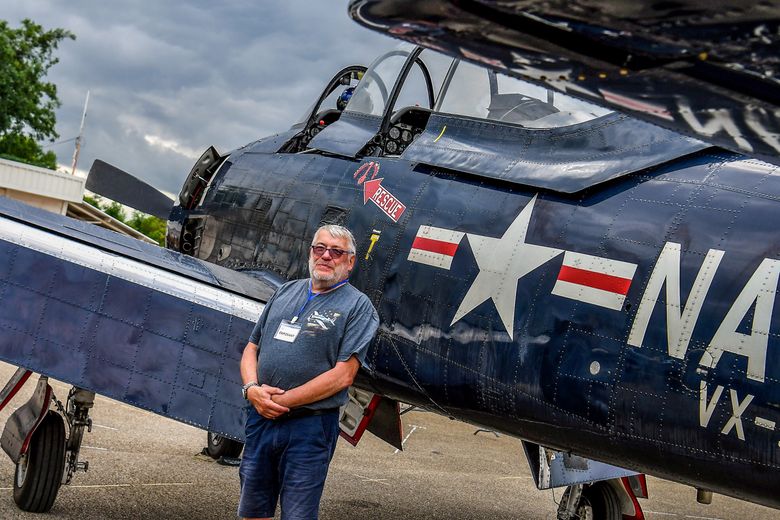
{"left": 70, "top": 90, "right": 90, "bottom": 175}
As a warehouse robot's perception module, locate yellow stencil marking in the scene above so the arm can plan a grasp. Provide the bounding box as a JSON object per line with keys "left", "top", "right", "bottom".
{"left": 365, "top": 232, "right": 381, "bottom": 260}
{"left": 433, "top": 125, "right": 447, "bottom": 143}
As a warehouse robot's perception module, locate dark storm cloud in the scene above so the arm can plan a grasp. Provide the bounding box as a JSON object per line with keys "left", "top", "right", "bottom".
{"left": 2, "top": 1, "right": 390, "bottom": 193}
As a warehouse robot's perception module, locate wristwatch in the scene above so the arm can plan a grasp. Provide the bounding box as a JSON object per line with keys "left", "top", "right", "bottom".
{"left": 241, "top": 381, "right": 259, "bottom": 400}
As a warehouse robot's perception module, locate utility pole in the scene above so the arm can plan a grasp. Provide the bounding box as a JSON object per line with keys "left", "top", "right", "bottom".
{"left": 70, "top": 90, "right": 90, "bottom": 176}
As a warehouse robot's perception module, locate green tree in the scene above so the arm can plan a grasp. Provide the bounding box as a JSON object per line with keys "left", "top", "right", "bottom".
{"left": 127, "top": 212, "right": 167, "bottom": 246}
{"left": 0, "top": 19, "right": 74, "bottom": 168}
{"left": 83, "top": 195, "right": 167, "bottom": 246}
{"left": 82, "top": 194, "right": 101, "bottom": 209}
{"left": 102, "top": 201, "right": 127, "bottom": 223}
{"left": 0, "top": 133, "right": 57, "bottom": 169}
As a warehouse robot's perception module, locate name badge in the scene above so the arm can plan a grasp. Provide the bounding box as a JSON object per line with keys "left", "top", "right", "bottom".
{"left": 274, "top": 320, "right": 301, "bottom": 343}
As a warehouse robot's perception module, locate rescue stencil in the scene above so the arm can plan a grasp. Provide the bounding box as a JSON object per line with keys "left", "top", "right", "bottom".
{"left": 362, "top": 178, "right": 406, "bottom": 222}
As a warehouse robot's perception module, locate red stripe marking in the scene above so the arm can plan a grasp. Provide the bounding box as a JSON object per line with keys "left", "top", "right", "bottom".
{"left": 557, "top": 265, "right": 632, "bottom": 295}
{"left": 0, "top": 370, "right": 32, "bottom": 411}
{"left": 411, "top": 236, "right": 458, "bottom": 256}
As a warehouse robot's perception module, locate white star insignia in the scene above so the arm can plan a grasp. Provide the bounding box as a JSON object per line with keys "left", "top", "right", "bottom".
{"left": 451, "top": 195, "right": 563, "bottom": 339}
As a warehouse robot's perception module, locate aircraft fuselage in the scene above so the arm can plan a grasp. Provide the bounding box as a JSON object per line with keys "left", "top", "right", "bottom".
{"left": 172, "top": 139, "right": 780, "bottom": 508}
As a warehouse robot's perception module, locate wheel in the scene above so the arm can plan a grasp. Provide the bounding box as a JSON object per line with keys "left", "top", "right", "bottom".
{"left": 206, "top": 432, "right": 243, "bottom": 459}
{"left": 13, "top": 411, "right": 66, "bottom": 513}
{"left": 582, "top": 481, "right": 621, "bottom": 520}
{"left": 559, "top": 482, "right": 621, "bottom": 520}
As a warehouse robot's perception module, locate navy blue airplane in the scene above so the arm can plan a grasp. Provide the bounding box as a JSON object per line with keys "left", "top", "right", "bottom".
{"left": 0, "top": 33, "right": 777, "bottom": 520}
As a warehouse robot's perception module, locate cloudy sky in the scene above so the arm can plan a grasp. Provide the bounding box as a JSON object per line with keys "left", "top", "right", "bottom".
{"left": 3, "top": 1, "right": 390, "bottom": 194}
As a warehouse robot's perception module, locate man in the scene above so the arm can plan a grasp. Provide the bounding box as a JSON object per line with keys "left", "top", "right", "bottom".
{"left": 238, "top": 224, "right": 379, "bottom": 520}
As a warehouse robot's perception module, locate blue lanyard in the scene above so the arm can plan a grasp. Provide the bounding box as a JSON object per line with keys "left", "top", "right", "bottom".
{"left": 290, "top": 279, "right": 348, "bottom": 323}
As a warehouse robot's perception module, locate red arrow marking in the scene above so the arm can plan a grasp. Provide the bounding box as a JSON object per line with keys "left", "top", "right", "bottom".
{"left": 363, "top": 178, "right": 383, "bottom": 204}
{"left": 362, "top": 178, "right": 406, "bottom": 222}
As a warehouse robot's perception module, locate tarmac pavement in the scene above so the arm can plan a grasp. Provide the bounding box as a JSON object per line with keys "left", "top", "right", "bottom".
{"left": 0, "top": 363, "right": 777, "bottom": 519}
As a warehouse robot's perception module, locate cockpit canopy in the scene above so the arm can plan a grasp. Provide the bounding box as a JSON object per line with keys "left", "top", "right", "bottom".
{"left": 346, "top": 43, "right": 610, "bottom": 128}
{"left": 295, "top": 44, "right": 705, "bottom": 194}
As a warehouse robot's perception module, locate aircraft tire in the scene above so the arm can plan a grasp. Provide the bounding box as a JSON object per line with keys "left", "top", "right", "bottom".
{"left": 13, "top": 411, "right": 66, "bottom": 513}
{"left": 579, "top": 481, "right": 622, "bottom": 520}
{"left": 206, "top": 432, "right": 243, "bottom": 459}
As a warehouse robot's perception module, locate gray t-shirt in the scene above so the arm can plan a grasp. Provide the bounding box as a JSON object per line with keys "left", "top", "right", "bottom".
{"left": 248, "top": 278, "right": 379, "bottom": 410}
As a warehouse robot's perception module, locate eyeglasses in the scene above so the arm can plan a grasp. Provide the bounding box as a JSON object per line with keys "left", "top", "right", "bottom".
{"left": 311, "top": 245, "right": 353, "bottom": 259}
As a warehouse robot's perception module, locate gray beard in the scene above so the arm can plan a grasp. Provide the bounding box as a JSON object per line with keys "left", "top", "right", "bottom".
{"left": 309, "top": 258, "right": 338, "bottom": 283}
{"left": 311, "top": 271, "right": 337, "bottom": 283}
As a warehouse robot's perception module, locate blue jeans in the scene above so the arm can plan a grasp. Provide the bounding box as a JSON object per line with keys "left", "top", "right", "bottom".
{"left": 238, "top": 407, "right": 340, "bottom": 519}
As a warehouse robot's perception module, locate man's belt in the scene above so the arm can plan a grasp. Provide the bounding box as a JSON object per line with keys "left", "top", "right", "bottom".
{"left": 278, "top": 407, "right": 339, "bottom": 421}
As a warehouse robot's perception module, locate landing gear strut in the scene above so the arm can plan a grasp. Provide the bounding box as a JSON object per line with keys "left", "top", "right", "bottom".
{"left": 58, "top": 387, "right": 95, "bottom": 485}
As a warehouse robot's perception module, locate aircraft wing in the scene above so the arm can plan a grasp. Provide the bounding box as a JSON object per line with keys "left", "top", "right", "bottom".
{"left": 348, "top": 0, "right": 780, "bottom": 165}
{"left": 0, "top": 195, "right": 275, "bottom": 442}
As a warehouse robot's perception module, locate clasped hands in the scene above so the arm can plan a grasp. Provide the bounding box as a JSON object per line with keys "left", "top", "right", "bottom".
{"left": 246, "top": 384, "right": 290, "bottom": 419}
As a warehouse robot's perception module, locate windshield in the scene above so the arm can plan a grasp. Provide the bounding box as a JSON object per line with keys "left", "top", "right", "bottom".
{"left": 346, "top": 43, "right": 415, "bottom": 116}
{"left": 294, "top": 69, "right": 364, "bottom": 126}
{"left": 345, "top": 44, "right": 611, "bottom": 128}
{"left": 437, "top": 60, "right": 611, "bottom": 128}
